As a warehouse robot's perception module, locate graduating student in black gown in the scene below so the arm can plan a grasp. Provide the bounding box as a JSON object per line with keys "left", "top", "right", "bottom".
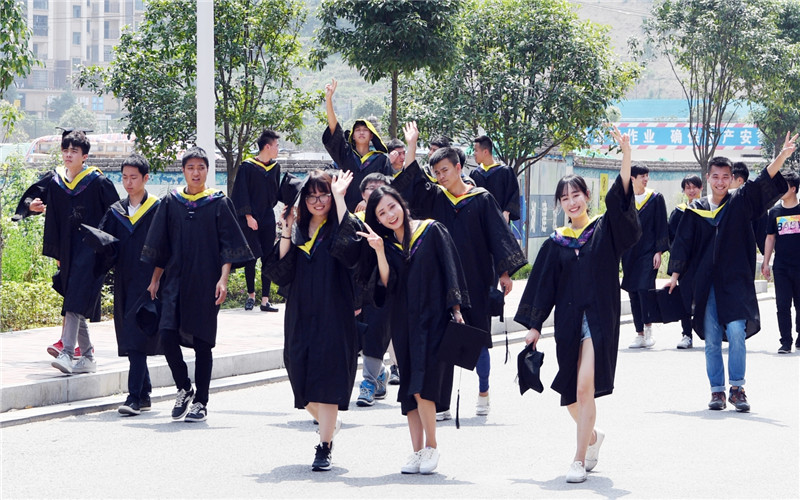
{"left": 392, "top": 122, "right": 526, "bottom": 418}
{"left": 357, "top": 185, "right": 469, "bottom": 475}
{"left": 470, "top": 135, "right": 521, "bottom": 223}
{"left": 143, "top": 147, "right": 252, "bottom": 423}
{"left": 667, "top": 135, "right": 795, "bottom": 412}
{"left": 93, "top": 154, "right": 161, "bottom": 415}
{"left": 230, "top": 129, "right": 282, "bottom": 312}
{"left": 514, "top": 127, "right": 640, "bottom": 483}
{"left": 45, "top": 131, "right": 119, "bottom": 374}
{"left": 322, "top": 78, "right": 393, "bottom": 211}
{"left": 621, "top": 164, "right": 669, "bottom": 349}
{"left": 667, "top": 174, "right": 703, "bottom": 349}
{"left": 265, "top": 169, "right": 363, "bottom": 472}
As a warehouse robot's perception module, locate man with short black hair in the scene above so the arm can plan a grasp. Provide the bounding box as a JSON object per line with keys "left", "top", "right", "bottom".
{"left": 669, "top": 135, "right": 796, "bottom": 412}
{"left": 470, "top": 135, "right": 520, "bottom": 223}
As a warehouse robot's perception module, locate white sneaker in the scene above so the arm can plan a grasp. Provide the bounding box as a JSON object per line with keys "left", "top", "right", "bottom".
{"left": 476, "top": 395, "right": 490, "bottom": 416}
{"left": 643, "top": 326, "right": 655, "bottom": 348}
{"left": 628, "top": 335, "right": 646, "bottom": 348}
{"left": 585, "top": 428, "right": 605, "bottom": 471}
{"left": 436, "top": 410, "right": 452, "bottom": 421}
{"left": 677, "top": 335, "right": 693, "bottom": 349}
{"left": 72, "top": 356, "right": 97, "bottom": 374}
{"left": 401, "top": 450, "right": 422, "bottom": 474}
{"left": 419, "top": 447, "right": 439, "bottom": 474}
{"left": 566, "top": 461, "right": 587, "bottom": 483}
{"left": 51, "top": 351, "right": 74, "bottom": 374}
{"left": 316, "top": 417, "right": 342, "bottom": 438}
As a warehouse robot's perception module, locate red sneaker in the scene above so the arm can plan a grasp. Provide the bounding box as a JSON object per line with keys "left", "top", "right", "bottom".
{"left": 47, "top": 340, "right": 80, "bottom": 358}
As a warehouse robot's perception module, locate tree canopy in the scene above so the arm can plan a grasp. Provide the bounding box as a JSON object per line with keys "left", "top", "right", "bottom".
{"left": 312, "top": 0, "right": 461, "bottom": 138}
{"left": 645, "top": 0, "right": 782, "bottom": 177}
{"left": 0, "top": 0, "right": 38, "bottom": 98}
{"left": 80, "top": 0, "right": 318, "bottom": 191}
{"left": 400, "top": 0, "right": 640, "bottom": 174}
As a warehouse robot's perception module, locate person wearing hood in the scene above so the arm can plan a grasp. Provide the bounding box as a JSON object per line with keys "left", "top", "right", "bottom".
{"left": 322, "top": 78, "right": 393, "bottom": 211}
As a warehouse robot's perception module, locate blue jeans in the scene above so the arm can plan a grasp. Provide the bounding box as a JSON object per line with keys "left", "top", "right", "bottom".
{"left": 477, "top": 347, "right": 490, "bottom": 393}
{"left": 703, "top": 287, "right": 746, "bottom": 392}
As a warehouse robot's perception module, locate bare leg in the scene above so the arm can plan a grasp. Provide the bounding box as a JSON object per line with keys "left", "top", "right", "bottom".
{"left": 407, "top": 410, "right": 424, "bottom": 452}
{"left": 388, "top": 341, "right": 397, "bottom": 366}
{"left": 414, "top": 394, "right": 438, "bottom": 449}
{"left": 566, "top": 338, "right": 596, "bottom": 463}
{"left": 306, "top": 402, "right": 338, "bottom": 443}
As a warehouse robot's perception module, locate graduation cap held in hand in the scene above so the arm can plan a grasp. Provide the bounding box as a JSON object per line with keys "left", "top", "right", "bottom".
{"left": 80, "top": 224, "right": 119, "bottom": 253}
{"left": 278, "top": 172, "right": 304, "bottom": 206}
{"left": 12, "top": 171, "right": 55, "bottom": 221}
{"left": 643, "top": 286, "right": 685, "bottom": 324}
{"left": 437, "top": 321, "right": 486, "bottom": 371}
{"left": 517, "top": 343, "right": 545, "bottom": 395}
{"left": 127, "top": 290, "right": 162, "bottom": 337}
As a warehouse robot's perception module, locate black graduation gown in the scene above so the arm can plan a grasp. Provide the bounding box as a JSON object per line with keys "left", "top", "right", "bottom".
{"left": 141, "top": 189, "right": 252, "bottom": 347}
{"left": 668, "top": 170, "right": 788, "bottom": 339}
{"left": 229, "top": 158, "right": 281, "bottom": 262}
{"left": 43, "top": 166, "right": 120, "bottom": 321}
{"left": 393, "top": 160, "right": 527, "bottom": 342}
{"left": 322, "top": 123, "right": 393, "bottom": 211}
{"left": 12, "top": 170, "right": 55, "bottom": 221}
{"left": 514, "top": 176, "right": 640, "bottom": 406}
{"left": 98, "top": 193, "right": 161, "bottom": 356}
{"left": 264, "top": 213, "right": 363, "bottom": 411}
{"left": 469, "top": 164, "right": 521, "bottom": 221}
{"left": 379, "top": 220, "right": 470, "bottom": 415}
{"left": 668, "top": 203, "right": 689, "bottom": 246}
{"left": 621, "top": 190, "right": 668, "bottom": 292}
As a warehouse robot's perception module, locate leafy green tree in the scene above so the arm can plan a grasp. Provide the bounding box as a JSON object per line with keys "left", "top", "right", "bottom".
{"left": 644, "top": 0, "right": 782, "bottom": 179}
{"left": 47, "top": 90, "right": 77, "bottom": 122}
{"left": 751, "top": 0, "right": 800, "bottom": 168}
{"left": 80, "top": 0, "right": 318, "bottom": 191}
{"left": 0, "top": 0, "right": 38, "bottom": 99}
{"left": 59, "top": 104, "right": 98, "bottom": 132}
{"left": 400, "top": 0, "right": 639, "bottom": 174}
{"left": 312, "top": 0, "right": 461, "bottom": 139}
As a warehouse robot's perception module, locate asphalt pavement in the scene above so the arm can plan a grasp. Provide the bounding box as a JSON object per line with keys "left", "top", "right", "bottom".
{"left": 1, "top": 290, "right": 798, "bottom": 498}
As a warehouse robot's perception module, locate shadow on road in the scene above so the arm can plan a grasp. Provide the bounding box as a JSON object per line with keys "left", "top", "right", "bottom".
{"left": 647, "top": 409, "right": 789, "bottom": 427}
{"left": 248, "top": 465, "right": 475, "bottom": 487}
{"left": 511, "top": 475, "right": 631, "bottom": 498}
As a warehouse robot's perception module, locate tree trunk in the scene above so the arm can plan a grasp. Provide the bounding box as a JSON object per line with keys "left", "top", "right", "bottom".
{"left": 390, "top": 70, "right": 398, "bottom": 140}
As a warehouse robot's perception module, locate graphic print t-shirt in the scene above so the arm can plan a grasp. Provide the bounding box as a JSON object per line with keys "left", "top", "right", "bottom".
{"left": 767, "top": 202, "right": 800, "bottom": 268}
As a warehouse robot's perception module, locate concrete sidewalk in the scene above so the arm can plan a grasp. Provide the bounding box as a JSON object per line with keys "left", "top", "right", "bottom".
{"left": 0, "top": 278, "right": 771, "bottom": 426}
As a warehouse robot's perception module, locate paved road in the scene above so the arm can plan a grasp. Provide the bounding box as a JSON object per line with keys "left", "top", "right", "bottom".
{"left": 2, "top": 312, "right": 798, "bottom": 498}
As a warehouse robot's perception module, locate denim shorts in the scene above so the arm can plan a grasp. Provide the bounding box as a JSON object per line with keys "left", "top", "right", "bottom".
{"left": 581, "top": 313, "right": 591, "bottom": 341}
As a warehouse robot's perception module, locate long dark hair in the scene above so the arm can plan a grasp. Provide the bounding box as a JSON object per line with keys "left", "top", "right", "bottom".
{"left": 554, "top": 174, "right": 590, "bottom": 222}
{"left": 296, "top": 169, "right": 336, "bottom": 233}
{"left": 357, "top": 186, "right": 413, "bottom": 285}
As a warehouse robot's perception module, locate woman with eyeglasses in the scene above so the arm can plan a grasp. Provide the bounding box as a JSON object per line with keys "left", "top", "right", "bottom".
{"left": 265, "top": 169, "right": 363, "bottom": 472}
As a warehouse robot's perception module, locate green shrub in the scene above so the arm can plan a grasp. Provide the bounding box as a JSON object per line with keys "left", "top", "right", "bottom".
{"left": 1, "top": 215, "right": 56, "bottom": 283}
{"left": 511, "top": 263, "right": 532, "bottom": 280}
{"left": 1, "top": 280, "right": 63, "bottom": 331}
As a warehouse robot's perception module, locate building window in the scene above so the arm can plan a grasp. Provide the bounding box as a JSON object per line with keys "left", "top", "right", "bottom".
{"left": 33, "top": 43, "right": 39, "bottom": 57}
{"left": 73, "top": 5, "right": 81, "bottom": 17}
{"left": 103, "top": 21, "right": 119, "bottom": 39}
{"left": 104, "top": 21, "right": 109, "bottom": 38}
{"left": 73, "top": 32, "right": 81, "bottom": 45}
{"left": 87, "top": 19, "right": 90, "bottom": 33}
{"left": 87, "top": 46, "right": 91, "bottom": 60}
{"left": 33, "top": 15, "right": 48, "bottom": 36}
{"left": 31, "top": 70, "right": 48, "bottom": 89}
{"left": 135, "top": 0, "right": 144, "bottom": 10}
{"left": 92, "top": 96, "right": 104, "bottom": 111}
{"left": 103, "top": 45, "right": 113, "bottom": 61}
{"left": 72, "top": 58, "right": 81, "bottom": 69}
{"left": 104, "top": 0, "right": 119, "bottom": 13}
{"left": 33, "top": 0, "right": 48, "bottom": 9}
{"left": 91, "top": 45, "right": 99, "bottom": 62}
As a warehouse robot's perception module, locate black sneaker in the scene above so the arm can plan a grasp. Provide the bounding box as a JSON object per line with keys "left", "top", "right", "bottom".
{"left": 708, "top": 391, "right": 726, "bottom": 410}
{"left": 244, "top": 297, "right": 255, "bottom": 311}
{"left": 312, "top": 442, "right": 332, "bottom": 471}
{"left": 118, "top": 396, "right": 141, "bottom": 416}
{"left": 171, "top": 387, "right": 195, "bottom": 420}
{"left": 389, "top": 365, "right": 400, "bottom": 385}
{"left": 728, "top": 387, "right": 750, "bottom": 412}
{"left": 140, "top": 395, "right": 152, "bottom": 411}
{"left": 778, "top": 344, "right": 792, "bottom": 354}
{"left": 185, "top": 401, "right": 207, "bottom": 422}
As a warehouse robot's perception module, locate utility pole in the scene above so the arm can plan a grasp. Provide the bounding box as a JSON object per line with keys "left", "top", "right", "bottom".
{"left": 196, "top": 0, "right": 215, "bottom": 187}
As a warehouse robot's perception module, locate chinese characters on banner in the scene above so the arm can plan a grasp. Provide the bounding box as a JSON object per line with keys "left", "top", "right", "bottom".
{"left": 590, "top": 123, "right": 761, "bottom": 150}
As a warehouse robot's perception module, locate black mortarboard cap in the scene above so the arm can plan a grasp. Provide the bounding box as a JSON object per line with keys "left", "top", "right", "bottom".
{"left": 12, "top": 171, "right": 55, "bottom": 222}
{"left": 517, "top": 343, "right": 545, "bottom": 395}
{"left": 51, "top": 270, "right": 65, "bottom": 297}
{"left": 278, "top": 172, "right": 303, "bottom": 206}
{"left": 643, "top": 287, "right": 686, "bottom": 324}
{"left": 437, "top": 321, "right": 487, "bottom": 370}
{"left": 127, "top": 290, "right": 162, "bottom": 337}
{"left": 80, "top": 224, "right": 119, "bottom": 253}
{"left": 488, "top": 287, "right": 504, "bottom": 317}
{"left": 56, "top": 126, "right": 93, "bottom": 138}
